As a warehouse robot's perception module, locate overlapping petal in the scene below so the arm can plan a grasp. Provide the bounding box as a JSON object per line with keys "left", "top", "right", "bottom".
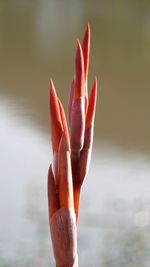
{"left": 58, "top": 134, "right": 73, "bottom": 209}
{"left": 68, "top": 24, "right": 97, "bottom": 220}
{"left": 49, "top": 79, "right": 63, "bottom": 153}
{"left": 48, "top": 23, "right": 97, "bottom": 266}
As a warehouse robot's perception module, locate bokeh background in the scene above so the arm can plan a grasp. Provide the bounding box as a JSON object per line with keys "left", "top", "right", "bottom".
{"left": 0, "top": 1, "right": 150, "bottom": 266}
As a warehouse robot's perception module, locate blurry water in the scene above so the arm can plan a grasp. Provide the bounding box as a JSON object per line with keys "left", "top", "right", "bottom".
{"left": 0, "top": 0, "right": 150, "bottom": 151}
{"left": 0, "top": 100, "right": 150, "bottom": 267}
{"left": 0, "top": 1, "right": 150, "bottom": 267}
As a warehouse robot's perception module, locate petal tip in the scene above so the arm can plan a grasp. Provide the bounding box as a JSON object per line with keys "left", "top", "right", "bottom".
{"left": 82, "top": 23, "right": 91, "bottom": 81}
{"left": 75, "top": 39, "right": 84, "bottom": 98}
{"left": 50, "top": 78, "right": 54, "bottom": 90}
{"left": 85, "top": 77, "right": 97, "bottom": 128}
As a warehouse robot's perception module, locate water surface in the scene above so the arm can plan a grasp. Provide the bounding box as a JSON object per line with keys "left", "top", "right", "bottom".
{"left": 0, "top": 1, "right": 150, "bottom": 266}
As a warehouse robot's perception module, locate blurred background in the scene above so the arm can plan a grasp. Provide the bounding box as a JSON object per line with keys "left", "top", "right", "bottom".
{"left": 0, "top": 1, "right": 150, "bottom": 266}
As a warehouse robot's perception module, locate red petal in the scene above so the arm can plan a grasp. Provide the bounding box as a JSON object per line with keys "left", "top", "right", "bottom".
{"left": 85, "top": 77, "right": 97, "bottom": 129}
{"left": 58, "top": 98, "right": 70, "bottom": 152}
{"left": 47, "top": 165, "right": 59, "bottom": 219}
{"left": 73, "top": 184, "right": 81, "bottom": 223}
{"left": 50, "top": 208, "right": 77, "bottom": 265}
{"left": 74, "top": 40, "right": 84, "bottom": 99}
{"left": 71, "top": 153, "right": 81, "bottom": 222}
{"left": 68, "top": 79, "right": 75, "bottom": 125}
{"left": 70, "top": 98, "right": 85, "bottom": 154}
{"left": 79, "top": 127, "right": 93, "bottom": 184}
{"left": 58, "top": 134, "right": 74, "bottom": 209}
{"left": 49, "top": 79, "right": 63, "bottom": 152}
{"left": 82, "top": 23, "right": 90, "bottom": 82}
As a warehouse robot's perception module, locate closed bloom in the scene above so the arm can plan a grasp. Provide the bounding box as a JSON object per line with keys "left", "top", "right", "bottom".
{"left": 48, "top": 23, "right": 97, "bottom": 266}
{"left": 48, "top": 144, "right": 78, "bottom": 267}
{"left": 68, "top": 24, "right": 97, "bottom": 220}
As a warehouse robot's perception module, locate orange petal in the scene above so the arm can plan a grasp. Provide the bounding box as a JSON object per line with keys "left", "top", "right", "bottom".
{"left": 47, "top": 165, "right": 59, "bottom": 219}
{"left": 71, "top": 154, "right": 81, "bottom": 222}
{"left": 73, "top": 185, "right": 81, "bottom": 223}
{"left": 52, "top": 151, "right": 59, "bottom": 184}
{"left": 58, "top": 134, "right": 74, "bottom": 209}
{"left": 85, "top": 77, "right": 97, "bottom": 129}
{"left": 79, "top": 77, "right": 97, "bottom": 185}
{"left": 74, "top": 40, "right": 84, "bottom": 99}
{"left": 70, "top": 97, "right": 85, "bottom": 154}
{"left": 68, "top": 79, "right": 75, "bottom": 125}
{"left": 82, "top": 23, "right": 90, "bottom": 82}
{"left": 49, "top": 79, "right": 63, "bottom": 152}
{"left": 79, "top": 127, "right": 93, "bottom": 184}
{"left": 82, "top": 23, "right": 90, "bottom": 112}
{"left": 58, "top": 98, "right": 70, "bottom": 152}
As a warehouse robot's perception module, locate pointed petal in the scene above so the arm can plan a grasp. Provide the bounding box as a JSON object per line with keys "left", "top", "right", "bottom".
{"left": 58, "top": 134, "right": 74, "bottom": 209}
{"left": 68, "top": 78, "right": 75, "bottom": 126}
{"left": 82, "top": 23, "right": 90, "bottom": 82}
{"left": 79, "top": 77, "right": 97, "bottom": 184}
{"left": 82, "top": 23, "right": 90, "bottom": 112}
{"left": 49, "top": 79, "right": 63, "bottom": 152}
{"left": 79, "top": 127, "right": 93, "bottom": 183}
{"left": 58, "top": 98, "right": 70, "bottom": 152}
{"left": 74, "top": 40, "right": 84, "bottom": 99}
{"left": 52, "top": 151, "right": 59, "bottom": 185}
{"left": 85, "top": 77, "right": 97, "bottom": 129}
{"left": 47, "top": 164, "right": 59, "bottom": 219}
{"left": 70, "top": 97, "right": 85, "bottom": 154}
